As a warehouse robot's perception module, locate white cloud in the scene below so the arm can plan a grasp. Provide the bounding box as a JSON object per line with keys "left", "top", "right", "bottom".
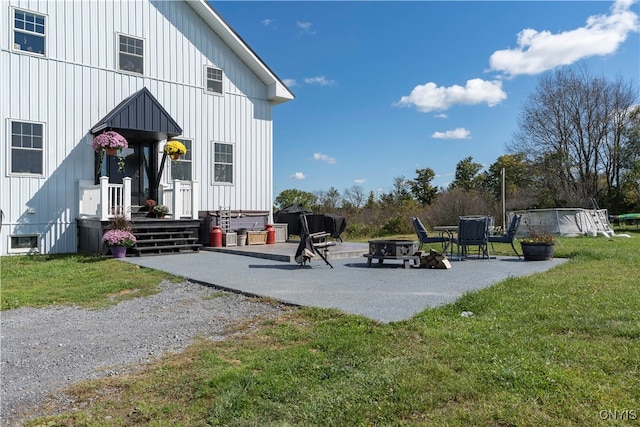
{"left": 296, "top": 21, "right": 316, "bottom": 35}
{"left": 289, "top": 172, "right": 306, "bottom": 180}
{"left": 434, "top": 113, "right": 448, "bottom": 119}
{"left": 283, "top": 78, "right": 296, "bottom": 87}
{"left": 262, "top": 19, "right": 272, "bottom": 27}
{"left": 489, "top": 0, "right": 639, "bottom": 76}
{"left": 395, "top": 79, "right": 507, "bottom": 112}
{"left": 304, "top": 76, "right": 335, "bottom": 86}
{"left": 432, "top": 128, "right": 472, "bottom": 139}
{"left": 313, "top": 153, "right": 336, "bottom": 164}
{"left": 354, "top": 179, "right": 366, "bottom": 184}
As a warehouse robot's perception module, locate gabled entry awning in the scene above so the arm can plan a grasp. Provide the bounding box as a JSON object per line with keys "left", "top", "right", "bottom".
{"left": 90, "top": 87, "right": 182, "bottom": 140}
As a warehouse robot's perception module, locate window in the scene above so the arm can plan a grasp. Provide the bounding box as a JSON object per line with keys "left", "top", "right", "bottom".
{"left": 10, "top": 121, "right": 44, "bottom": 175}
{"left": 10, "top": 235, "right": 39, "bottom": 254}
{"left": 170, "top": 139, "right": 192, "bottom": 181}
{"left": 214, "top": 142, "right": 233, "bottom": 184}
{"left": 205, "top": 66, "right": 223, "bottom": 94}
{"left": 12, "top": 8, "right": 46, "bottom": 55}
{"left": 118, "top": 34, "right": 144, "bottom": 74}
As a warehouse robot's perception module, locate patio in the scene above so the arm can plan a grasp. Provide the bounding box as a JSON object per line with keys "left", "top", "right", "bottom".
{"left": 125, "top": 241, "right": 567, "bottom": 323}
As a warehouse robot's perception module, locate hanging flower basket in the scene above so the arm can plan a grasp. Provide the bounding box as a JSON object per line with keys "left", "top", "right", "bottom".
{"left": 93, "top": 131, "right": 128, "bottom": 153}
{"left": 164, "top": 140, "right": 187, "bottom": 160}
{"left": 94, "top": 131, "right": 128, "bottom": 172}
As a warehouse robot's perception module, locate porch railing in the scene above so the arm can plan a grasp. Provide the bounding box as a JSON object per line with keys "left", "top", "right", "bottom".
{"left": 159, "top": 180, "right": 199, "bottom": 220}
{"left": 79, "top": 177, "right": 198, "bottom": 221}
{"left": 78, "top": 176, "right": 132, "bottom": 220}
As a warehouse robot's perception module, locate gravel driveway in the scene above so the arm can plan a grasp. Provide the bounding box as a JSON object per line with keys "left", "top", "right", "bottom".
{"left": 0, "top": 281, "right": 287, "bottom": 426}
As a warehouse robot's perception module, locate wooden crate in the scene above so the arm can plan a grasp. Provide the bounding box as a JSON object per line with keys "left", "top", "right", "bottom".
{"left": 223, "top": 232, "right": 237, "bottom": 247}
{"left": 247, "top": 230, "right": 268, "bottom": 245}
{"left": 273, "top": 223, "right": 288, "bottom": 243}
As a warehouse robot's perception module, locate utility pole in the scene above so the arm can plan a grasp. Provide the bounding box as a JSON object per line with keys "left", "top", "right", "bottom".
{"left": 501, "top": 168, "right": 506, "bottom": 229}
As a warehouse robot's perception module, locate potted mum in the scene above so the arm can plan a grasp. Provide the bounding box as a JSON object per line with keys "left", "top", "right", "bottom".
{"left": 144, "top": 199, "right": 157, "bottom": 216}
{"left": 93, "top": 131, "right": 128, "bottom": 172}
{"left": 164, "top": 140, "right": 187, "bottom": 160}
{"left": 519, "top": 223, "right": 556, "bottom": 261}
{"left": 153, "top": 204, "right": 170, "bottom": 218}
{"left": 102, "top": 228, "right": 136, "bottom": 258}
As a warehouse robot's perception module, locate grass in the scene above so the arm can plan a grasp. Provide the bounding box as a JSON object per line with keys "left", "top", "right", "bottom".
{"left": 0, "top": 254, "right": 183, "bottom": 310}
{"left": 3, "top": 230, "right": 640, "bottom": 426}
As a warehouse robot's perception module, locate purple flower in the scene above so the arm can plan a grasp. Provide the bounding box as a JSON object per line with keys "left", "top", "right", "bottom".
{"left": 93, "top": 131, "right": 128, "bottom": 152}
{"left": 102, "top": 229, "right": 136, "bottom": 247}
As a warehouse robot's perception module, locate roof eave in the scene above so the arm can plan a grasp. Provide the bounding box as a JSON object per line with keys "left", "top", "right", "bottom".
{"left": 187, "top": 0, "right": 294, "bottom": 105}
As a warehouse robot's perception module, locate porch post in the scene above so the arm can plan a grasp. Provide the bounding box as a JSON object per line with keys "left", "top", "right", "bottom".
{"left": 123, "top": 177, "right": 132, "bottom": 220}
{"left": 172, "top": 179, "right": 181, "bottom": 219}
{"left": 191, "top": 180, "right": 199, "bottom": 220}
{"left": 99, "top": 176, "right": 109, "bottom": 221}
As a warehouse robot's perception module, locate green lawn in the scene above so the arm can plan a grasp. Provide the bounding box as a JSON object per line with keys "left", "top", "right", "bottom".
{"left": 2, "top": 230, "right": 639, "bottom": 426}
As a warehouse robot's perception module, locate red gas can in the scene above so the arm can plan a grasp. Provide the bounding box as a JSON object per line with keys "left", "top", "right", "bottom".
{"left": 210, "top": 226, "right": 223, "bottom": 247}
{"left": 265, "top": 224, "right": 275, "bottom": 244}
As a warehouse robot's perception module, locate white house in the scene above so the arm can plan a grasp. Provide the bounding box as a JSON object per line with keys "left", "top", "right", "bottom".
{"left": 0, "top": 0, "right": 294, "bottom": 255}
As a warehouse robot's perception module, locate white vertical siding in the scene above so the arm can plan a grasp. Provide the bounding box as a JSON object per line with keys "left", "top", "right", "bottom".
{"left": 1, "top": 0, "right": 279, "bottom": 255}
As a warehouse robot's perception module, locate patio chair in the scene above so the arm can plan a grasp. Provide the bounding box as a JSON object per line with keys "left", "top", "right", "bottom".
{"left": 488, "top": 214, "right": 522, "bottom": 259}
{"left": 294, "top": 214, "right": 336, "bottom": 268}
{"left": 451, "top": 215, "right": 491, "bottom": 260}
{"left": 411, "top": 217, "right": 449, "bottom": 253}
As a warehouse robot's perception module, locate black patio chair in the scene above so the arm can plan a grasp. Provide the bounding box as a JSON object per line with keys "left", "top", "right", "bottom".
{"left": 488, "top": 214, "right": 522, "bottom": 259}
{"left": 411, "top": 217, "right": 449, "bottom": 253}
{"left": 294, "top": 214, "right": 336, "bottom": 268}
{"left": 451, "top": 215, "right": 491, "bottom": 260}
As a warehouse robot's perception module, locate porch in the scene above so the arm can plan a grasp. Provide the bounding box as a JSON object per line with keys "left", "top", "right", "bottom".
{"left": 77, "top": 176, "right": 202, "bottom": 256}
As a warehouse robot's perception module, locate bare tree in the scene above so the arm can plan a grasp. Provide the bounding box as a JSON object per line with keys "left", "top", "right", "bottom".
{"left": 342, "top": 185, "right": 366, "bottom": 209}
{"left": 509, "top": 66, "right": 638, "bottom": 208}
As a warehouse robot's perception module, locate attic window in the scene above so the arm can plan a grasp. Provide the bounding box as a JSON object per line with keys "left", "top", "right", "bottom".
{"left": 205, "top": 66, "right": 223, "bottom": 95}
{"left": 12, "top": 8, "right": 46, "bottom": 55}
{"left": 118, "top": 34, "right": 144, "bottom": 74}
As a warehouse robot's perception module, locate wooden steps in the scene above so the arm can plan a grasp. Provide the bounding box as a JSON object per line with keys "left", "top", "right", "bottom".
{"left": 131, "top": 219, "right": 202, "bottom": 256}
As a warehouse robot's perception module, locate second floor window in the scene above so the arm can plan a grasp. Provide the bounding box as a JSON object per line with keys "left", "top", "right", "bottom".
{"left": 13, "top": 8, "right": 46, "bottom": 55}
{"left": 118, "top": 34, "right": 144, "bottom": 74}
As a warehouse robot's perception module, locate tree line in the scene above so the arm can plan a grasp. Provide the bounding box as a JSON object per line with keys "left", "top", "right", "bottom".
{"left": 275, "top": 66, "right": 640, "bottom": 237}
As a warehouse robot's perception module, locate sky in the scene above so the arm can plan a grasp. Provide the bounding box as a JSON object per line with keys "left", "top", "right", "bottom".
{"left": 212, "top": 0, "right": 640, "bottom": 199}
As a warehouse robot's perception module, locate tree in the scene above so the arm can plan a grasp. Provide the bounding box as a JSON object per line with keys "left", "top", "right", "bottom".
{"left": 274, "top": 189, "right": 317, "bottom": 210}
{"left": 509, "top": 66, "right": 638, "bottom": 207}
{"left": 379, "top": 176, "right": 413, "bottom": 205}
{"left": 449, "top": 156, "right": 483, "bottom": 191}
{"left": 364, "top": 191, "right": 377, "bottom": 209}
{"left": 409, "top": 168, "right": 438, "bottom": 205}
{"left": 620, "top": 106, "right": 640, "bottom": 210}
{"left": 342, "top": 185, "right": 366, "bottom": 209}
{"left": 316, "top": 186, "right": 341, "bottom": 212}
{"left": 483, "top": 154, "right": 536, "bottom": 209}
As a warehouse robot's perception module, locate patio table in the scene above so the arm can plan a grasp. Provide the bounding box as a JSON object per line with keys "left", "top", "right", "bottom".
{"left": 433, "top": 225, "right": 457, "bottom": 254}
